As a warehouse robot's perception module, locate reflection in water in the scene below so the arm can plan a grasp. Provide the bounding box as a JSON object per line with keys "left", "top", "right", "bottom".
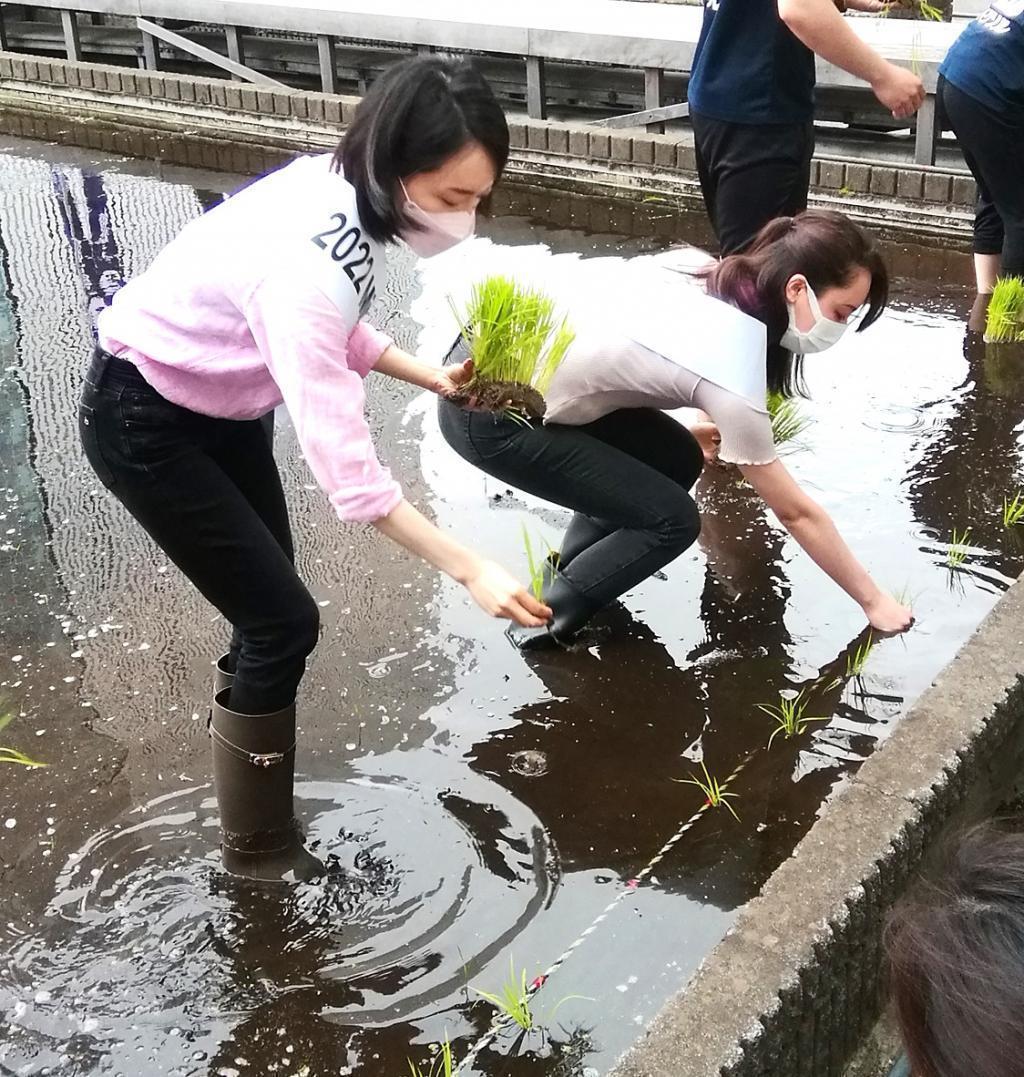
{"left": 3, "top": 766, "right": 557, "bottom": 1075}
{"left": 906, "top": 326, "right": 1024, "bottom": 581}
{"left": 51, "top": 170, "right": 125, "bottom": 335}
{"left": 1, "top": 138, "right": 1023, "bottom": 1077}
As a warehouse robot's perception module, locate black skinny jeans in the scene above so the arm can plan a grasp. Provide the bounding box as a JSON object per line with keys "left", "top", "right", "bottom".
{"left": 78, "top": 349, "right": 319, "bottom": 714}
{"left": 940, "top": 76, "right": 1024, "bottom": 278}
{"left": 438, "top": 401, "right": 704, "bottom": 612}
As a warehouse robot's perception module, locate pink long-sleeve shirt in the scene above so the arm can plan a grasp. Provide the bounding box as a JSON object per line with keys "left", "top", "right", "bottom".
{"left": 97, "top": 153, "right": 403, "bottom": 523}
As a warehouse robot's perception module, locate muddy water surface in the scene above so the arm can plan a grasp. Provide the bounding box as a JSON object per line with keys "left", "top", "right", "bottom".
{"left": 0, "top": 137, "right": 1020, "bottom": 1077}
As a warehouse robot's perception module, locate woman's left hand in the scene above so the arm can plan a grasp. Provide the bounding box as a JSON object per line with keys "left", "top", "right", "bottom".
{"left": 433, "top": 358, "right": 475, "bottom": 399}
{"left": 691, "top": 420, "right": 723, "bottom": 463}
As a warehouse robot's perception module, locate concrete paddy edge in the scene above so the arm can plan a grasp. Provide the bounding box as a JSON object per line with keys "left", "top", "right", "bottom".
{"left": 611, "top": 578, "right": 1024, "bottom": 1077}
{"left": 0, "top": 51, "right": 975, "bottom": 242}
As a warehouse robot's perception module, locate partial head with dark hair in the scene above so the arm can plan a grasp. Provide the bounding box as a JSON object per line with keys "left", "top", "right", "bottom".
{"left": 885, "top": 821, "right": 1024, "bottom": 1077}
{"left": 335, "top": 55, "right": 509, "bottom": 246}
{"left": 702, "top": 209, "right": 889, "bottom": 396}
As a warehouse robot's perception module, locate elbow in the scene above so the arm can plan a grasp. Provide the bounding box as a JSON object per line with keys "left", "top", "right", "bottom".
{"left": 777, "top": 0, "right": 808, "bottom": 31}
{"left": 773, "top": 500, "right": 818, "bottom": 531}
{"left": 776, "top": 508, "right": 808, "bottom": 531}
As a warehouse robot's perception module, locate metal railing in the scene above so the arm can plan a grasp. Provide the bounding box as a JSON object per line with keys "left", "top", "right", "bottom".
{"left": 0, "top": 1, "right": 963, "bottom": 162}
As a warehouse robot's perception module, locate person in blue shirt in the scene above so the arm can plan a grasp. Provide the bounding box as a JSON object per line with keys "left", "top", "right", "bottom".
{"left": 939, "top": 1, "right": 1024, "bottom": 294}
{"left": 688, "top": 0, "right": 925, "bottom": 255}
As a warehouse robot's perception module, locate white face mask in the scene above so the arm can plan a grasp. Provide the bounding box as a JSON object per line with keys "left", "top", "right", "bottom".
{"left": 780, "top": 280, "right": 848, "bottom": 354}
{"left": 399, "top": 181, "right": 476, "bottom": 259}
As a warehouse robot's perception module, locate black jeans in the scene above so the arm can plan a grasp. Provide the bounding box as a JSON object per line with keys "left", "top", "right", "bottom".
{"left": 438, "top": 401, "right": 703, "bottom": 611}
{"left": 78, "top": 349, "right": 319, "bottom": 714}
{"left": 691, "top": 111, "right": 815, "bottom": 255}
{"left": 939, "top": 76, "right": 1024, "bottom": 278}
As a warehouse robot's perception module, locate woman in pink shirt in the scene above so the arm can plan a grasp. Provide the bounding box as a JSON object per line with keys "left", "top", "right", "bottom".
{"left": 79, "top": 56, "right": 549, "bottom": 882}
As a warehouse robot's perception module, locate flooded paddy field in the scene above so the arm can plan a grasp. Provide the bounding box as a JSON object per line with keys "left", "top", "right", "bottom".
{"left": 0, "top": 136, "right": 1020, "bottom": 1077}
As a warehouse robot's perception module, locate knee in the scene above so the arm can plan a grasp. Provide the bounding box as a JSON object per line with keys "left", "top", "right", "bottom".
{"left": 658, "top": 495, "right": 701, "bottom": 554}
{"left": 278, "top": 593, "right": 321, "bottom": 661}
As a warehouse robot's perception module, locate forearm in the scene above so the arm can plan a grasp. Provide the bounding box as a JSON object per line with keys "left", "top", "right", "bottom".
{"left": 372, "top": 498, "right": 480, "bottom": 583}
{"left": 784, "top": 504, "right": 881, "bottom": 607}
{"left": 778, "top": 0, "right": 888, "bottom": 83}
{"left": 372, "top": 344, "right": 443, "bottom": 393}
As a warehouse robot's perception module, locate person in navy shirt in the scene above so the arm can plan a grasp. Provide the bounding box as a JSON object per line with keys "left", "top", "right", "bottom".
{"left": 939, "top": 1, "right": 1024, "bottom": 295}
{"left": 688, "top": 0, "right": 925, "bottom": 255}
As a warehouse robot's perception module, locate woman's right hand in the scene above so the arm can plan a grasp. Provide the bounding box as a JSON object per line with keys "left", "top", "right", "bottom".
{"left": 862, "top": 591, "right": 914, "bottom": 633}
{"left": 463, "top": 559, "right": 553, "bottom": 627}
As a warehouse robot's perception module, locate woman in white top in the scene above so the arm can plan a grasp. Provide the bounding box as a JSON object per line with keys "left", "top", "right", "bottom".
{"left": 438, "top": 210, "right": 914, "bottom": 648}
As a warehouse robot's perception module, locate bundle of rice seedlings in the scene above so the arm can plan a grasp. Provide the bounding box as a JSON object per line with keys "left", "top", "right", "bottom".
{"left": 766, "top": 390, "right": 811, "bottom": 445}
{"left": 449, "top": 275, "right": 575, "bottom": 419}
{"left": 985, "top": 276, "right": 1024, "bottom": 344}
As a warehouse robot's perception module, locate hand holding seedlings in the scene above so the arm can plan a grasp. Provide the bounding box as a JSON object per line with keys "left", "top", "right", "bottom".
{"left": 462, "top": 558, "right": 552, "bottom": 626}
{"left": 861, "top": 589, "right": 914, "bottom": 633}
{"left": 432, "top": 357, "right": 477, "bottom": 402}
{"left": 372, "top": 502, "right": 551, "bottom": 627}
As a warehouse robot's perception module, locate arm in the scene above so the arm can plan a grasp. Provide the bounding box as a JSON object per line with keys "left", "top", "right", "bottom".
{"left": 740, "top": 459, "right": 912, "bottom": 630}
{"left": 777, "top": 0, "right": 925, "bottom": 117}
{"left": 373, "top": 500, "right": 550, "bottom": 625}
{"left": 245, "top": 278, "right": 549, "bottom": 627}
{"left": 372, "top": 342, "right": 475, "bottom": 398}
{"left": 673, "top": 406, "right": 723, "bottom": 463}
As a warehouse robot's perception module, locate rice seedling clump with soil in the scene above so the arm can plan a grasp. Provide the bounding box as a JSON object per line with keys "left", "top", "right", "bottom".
{"left": 449, "top": 276, "right": 575, "bottom": 420}
{"left": 985, "top": 277, "right": 1024, "bottom": 344}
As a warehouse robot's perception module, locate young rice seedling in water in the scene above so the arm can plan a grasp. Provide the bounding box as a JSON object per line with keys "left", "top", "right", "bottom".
{"left": 757, "top": 692, "right": 829, "bottom": 749}
{"left": 475, "top": 959, "right": 534, "bottom": 1031}
{"left": 407, "top": 1034, "right": 454, "bottom": 1077}
{"left": 846, "top": 633, "right": 875, "bottom": 678}
{"left": 674, "top": 760, "right": 741, "bottom": 821}
{"left": 947, "top": 528, "right": 971, "bottom": 569}
{"left": 520, "top": 524, "right": 559, "bottom": 602}
{"left": 1004, "top": 491, "right": 1024, "bottom": 529}
{"left": 0, "top": 713, "right": 47, "bottom": 768}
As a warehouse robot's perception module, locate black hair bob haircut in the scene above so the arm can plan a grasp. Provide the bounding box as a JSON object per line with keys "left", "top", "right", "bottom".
{"left": 334, "top": 56, "right": 510, "bottom": 245}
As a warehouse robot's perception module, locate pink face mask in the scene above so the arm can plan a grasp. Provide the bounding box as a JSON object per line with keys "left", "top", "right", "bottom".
{"left": 399, "top": 181, "right": 476, "bottom": 259}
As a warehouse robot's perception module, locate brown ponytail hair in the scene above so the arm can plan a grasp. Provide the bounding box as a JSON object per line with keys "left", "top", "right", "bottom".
{"left": 701, "top": 210, "right": 889, "bottom": 397}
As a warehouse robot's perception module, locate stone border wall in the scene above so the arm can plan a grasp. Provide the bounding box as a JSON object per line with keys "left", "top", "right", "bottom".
{"left": 0, "top": 52, "right": 976, "bottom": 243}
{"left": 612, "top": 578, "right": 1024, "bottom": 1077}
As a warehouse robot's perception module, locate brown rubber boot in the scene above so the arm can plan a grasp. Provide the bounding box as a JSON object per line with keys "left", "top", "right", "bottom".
{"left": 209, "top": 688, "right": 324, "bottom": 882}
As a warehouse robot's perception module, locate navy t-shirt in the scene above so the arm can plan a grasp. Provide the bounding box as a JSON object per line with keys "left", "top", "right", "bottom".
{"left": 940, "top": 0, "right": 1024, "bottom": 112}
{"left": 687, "top": 0, "right": 817, "bottom": 124}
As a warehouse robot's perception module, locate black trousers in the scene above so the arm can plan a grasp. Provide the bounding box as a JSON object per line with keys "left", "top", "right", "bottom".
{"left": 438, "top": 401, "right": 703, "bottom": 612}
{"left": 691, "top": 111, "right": 815, "bottom": 256}
{"left": 939, "top": 76, "right": 1024, "bottom": 279}
{"left": 78, "top": 349, "right": 319, "bottom": 714}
